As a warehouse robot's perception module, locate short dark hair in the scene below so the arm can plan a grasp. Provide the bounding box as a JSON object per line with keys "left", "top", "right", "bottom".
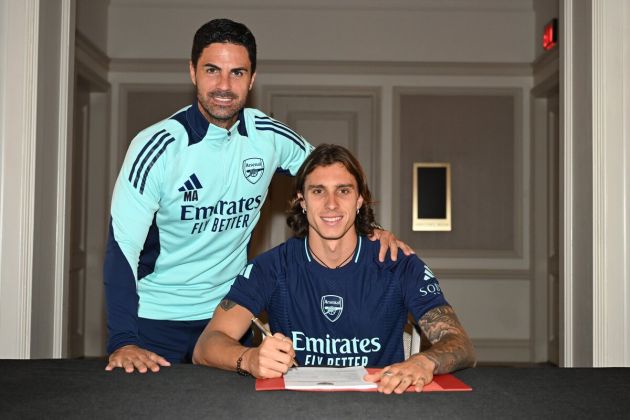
{"left": 191, "top": 18, "right": 257, "bottom": 73}
{"left": 287, "top": 144, "right": 376, "bottom": 238}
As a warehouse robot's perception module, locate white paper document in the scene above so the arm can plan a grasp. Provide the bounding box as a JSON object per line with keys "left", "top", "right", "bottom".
{"left": 283, "top": 366, "right": 377, "bottom": 390}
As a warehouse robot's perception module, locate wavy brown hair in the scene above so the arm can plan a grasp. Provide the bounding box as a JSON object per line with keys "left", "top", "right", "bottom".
{"left": 286, "top": 144, "right": 376, "bottom": 238}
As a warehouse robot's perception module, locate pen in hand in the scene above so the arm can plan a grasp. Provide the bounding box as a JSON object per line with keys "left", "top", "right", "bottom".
{"left": 251, "top": 317, "right": 299, "bottom": 367}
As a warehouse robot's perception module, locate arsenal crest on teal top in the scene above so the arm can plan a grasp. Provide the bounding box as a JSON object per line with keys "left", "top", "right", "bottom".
{"left": 242, "top": 158, "right": 265, "bottom": 184}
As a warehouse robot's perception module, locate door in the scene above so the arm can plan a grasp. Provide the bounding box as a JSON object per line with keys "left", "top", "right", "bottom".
{"left": 249, "top": 90, "right": 379, "bottom": 257}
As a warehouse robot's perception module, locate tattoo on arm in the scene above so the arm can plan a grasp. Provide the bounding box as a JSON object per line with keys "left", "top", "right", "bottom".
{"left": 219, "top": 299, "right": 237, "bottom": 311}
{"left": 418, "top": 305, "right": 476, "bottom": 374}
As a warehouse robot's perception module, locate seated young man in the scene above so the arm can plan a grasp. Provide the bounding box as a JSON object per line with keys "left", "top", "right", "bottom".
{"left": 193, "top": 144, "right": 476, "bottom": 394}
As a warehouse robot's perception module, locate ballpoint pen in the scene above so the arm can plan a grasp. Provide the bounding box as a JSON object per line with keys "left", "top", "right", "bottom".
{"left": 251, "top": 317, "right": 299, "bottom": 367}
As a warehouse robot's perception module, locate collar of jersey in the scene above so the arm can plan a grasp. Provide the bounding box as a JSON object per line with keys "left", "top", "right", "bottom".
{"left": 186, "top": 102, "right": 249, "bottom": 144}
{"left": 303, "top": 235, "right": 364, "bottom": 272}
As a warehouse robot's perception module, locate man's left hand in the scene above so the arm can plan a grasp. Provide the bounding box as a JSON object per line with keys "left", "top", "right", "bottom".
{"left": 369, "top": 229, "right": 415, "bottom": 262}
{"left": 364, "top": 354, "right": 436, "bottom": 394}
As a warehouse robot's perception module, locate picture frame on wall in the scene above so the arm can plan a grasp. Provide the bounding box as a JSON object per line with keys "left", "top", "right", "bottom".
{"left": 412, "top": 162, "right": 452, "bottom": 231}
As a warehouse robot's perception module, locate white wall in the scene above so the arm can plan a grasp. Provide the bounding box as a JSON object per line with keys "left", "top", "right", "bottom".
{"left": 76, "top": 0, "right": 109, "bottom": 52}
{"left": 591, "top": 0, "right": 630, "bottom": 367}
{"left": 0, "top": 0, "right": 6, "bottom": 171}
{"left": 558, "top": 0, "right": 630, "bottom": 368}
{"left": 107, "top": 0, "right": 534, "bottom": 63}
{"left": 0, "top": 0, "right": 39, "bottom": 358}
{"left": 0, "top": 1, "right": 6, "bottom": 351}
{"left": 0, "top": 0, "right": 74, "bottom": 358}
{"left": 31, "top": 0, "right": 74, "bottom": 358}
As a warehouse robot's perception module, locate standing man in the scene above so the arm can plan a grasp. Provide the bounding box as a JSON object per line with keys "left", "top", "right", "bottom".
{"left": 193, "top": 144, "right": 476, "bottom": 394}
{"left": 105, "top": 19, "right": 406, "bottom": 373}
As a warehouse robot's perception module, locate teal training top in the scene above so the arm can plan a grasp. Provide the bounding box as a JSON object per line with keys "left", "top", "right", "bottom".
{"left": 104, "top": 103, "right": 312, "bottom": 353}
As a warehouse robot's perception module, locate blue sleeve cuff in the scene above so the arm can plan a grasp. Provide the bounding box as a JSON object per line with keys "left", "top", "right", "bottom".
{"left": 104, "top": 218, "right": 140, "bottom": 355}
{"left": 107, "top": 334, "right": 140, "bottom": 355}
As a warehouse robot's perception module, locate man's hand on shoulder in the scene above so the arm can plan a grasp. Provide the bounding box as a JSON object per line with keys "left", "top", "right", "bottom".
{"left": 105, "top": 344, "right": 171, "bottom": 373}
{"left": 368, "top": 228, "right": 415, "bottom": 262}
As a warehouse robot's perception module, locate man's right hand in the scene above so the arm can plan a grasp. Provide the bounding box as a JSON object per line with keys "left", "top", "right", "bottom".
{"left": 244, "top": 333, "right": 295, "bottom": 378}
{"left": 105, "top": 345, "right": 171, "bottom": 373}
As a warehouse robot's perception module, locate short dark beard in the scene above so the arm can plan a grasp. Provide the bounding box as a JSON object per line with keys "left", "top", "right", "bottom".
{"left": 196, "top": 97, "right": 241, "bottom": 129}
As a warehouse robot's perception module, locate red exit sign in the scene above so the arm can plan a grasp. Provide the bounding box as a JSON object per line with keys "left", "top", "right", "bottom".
{"left": 543, "top": 18, "right": 558, "bottom": 51}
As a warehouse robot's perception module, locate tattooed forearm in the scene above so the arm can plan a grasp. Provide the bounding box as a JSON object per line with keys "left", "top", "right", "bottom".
{"left": 418, "top": 305, "right": 476, "bottom": 374}
{"left": 219, "top": 299, "right": 237, "bottom": 311}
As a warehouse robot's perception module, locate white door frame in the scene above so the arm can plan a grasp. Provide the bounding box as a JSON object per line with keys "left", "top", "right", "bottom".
{"left": 0, "top": 0, "right": 74, "bottom": 358}
{"left": 0, "top": 0, "right": 40, "bottom": 358}
{"left": 591, "top": 0, "right": 630, "bottom": 366}
{"left": 562, "top": 0, "right": 630, "bottom": 366}
{"left": 52, "top": 0, "right": 75, "bottom": 358}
